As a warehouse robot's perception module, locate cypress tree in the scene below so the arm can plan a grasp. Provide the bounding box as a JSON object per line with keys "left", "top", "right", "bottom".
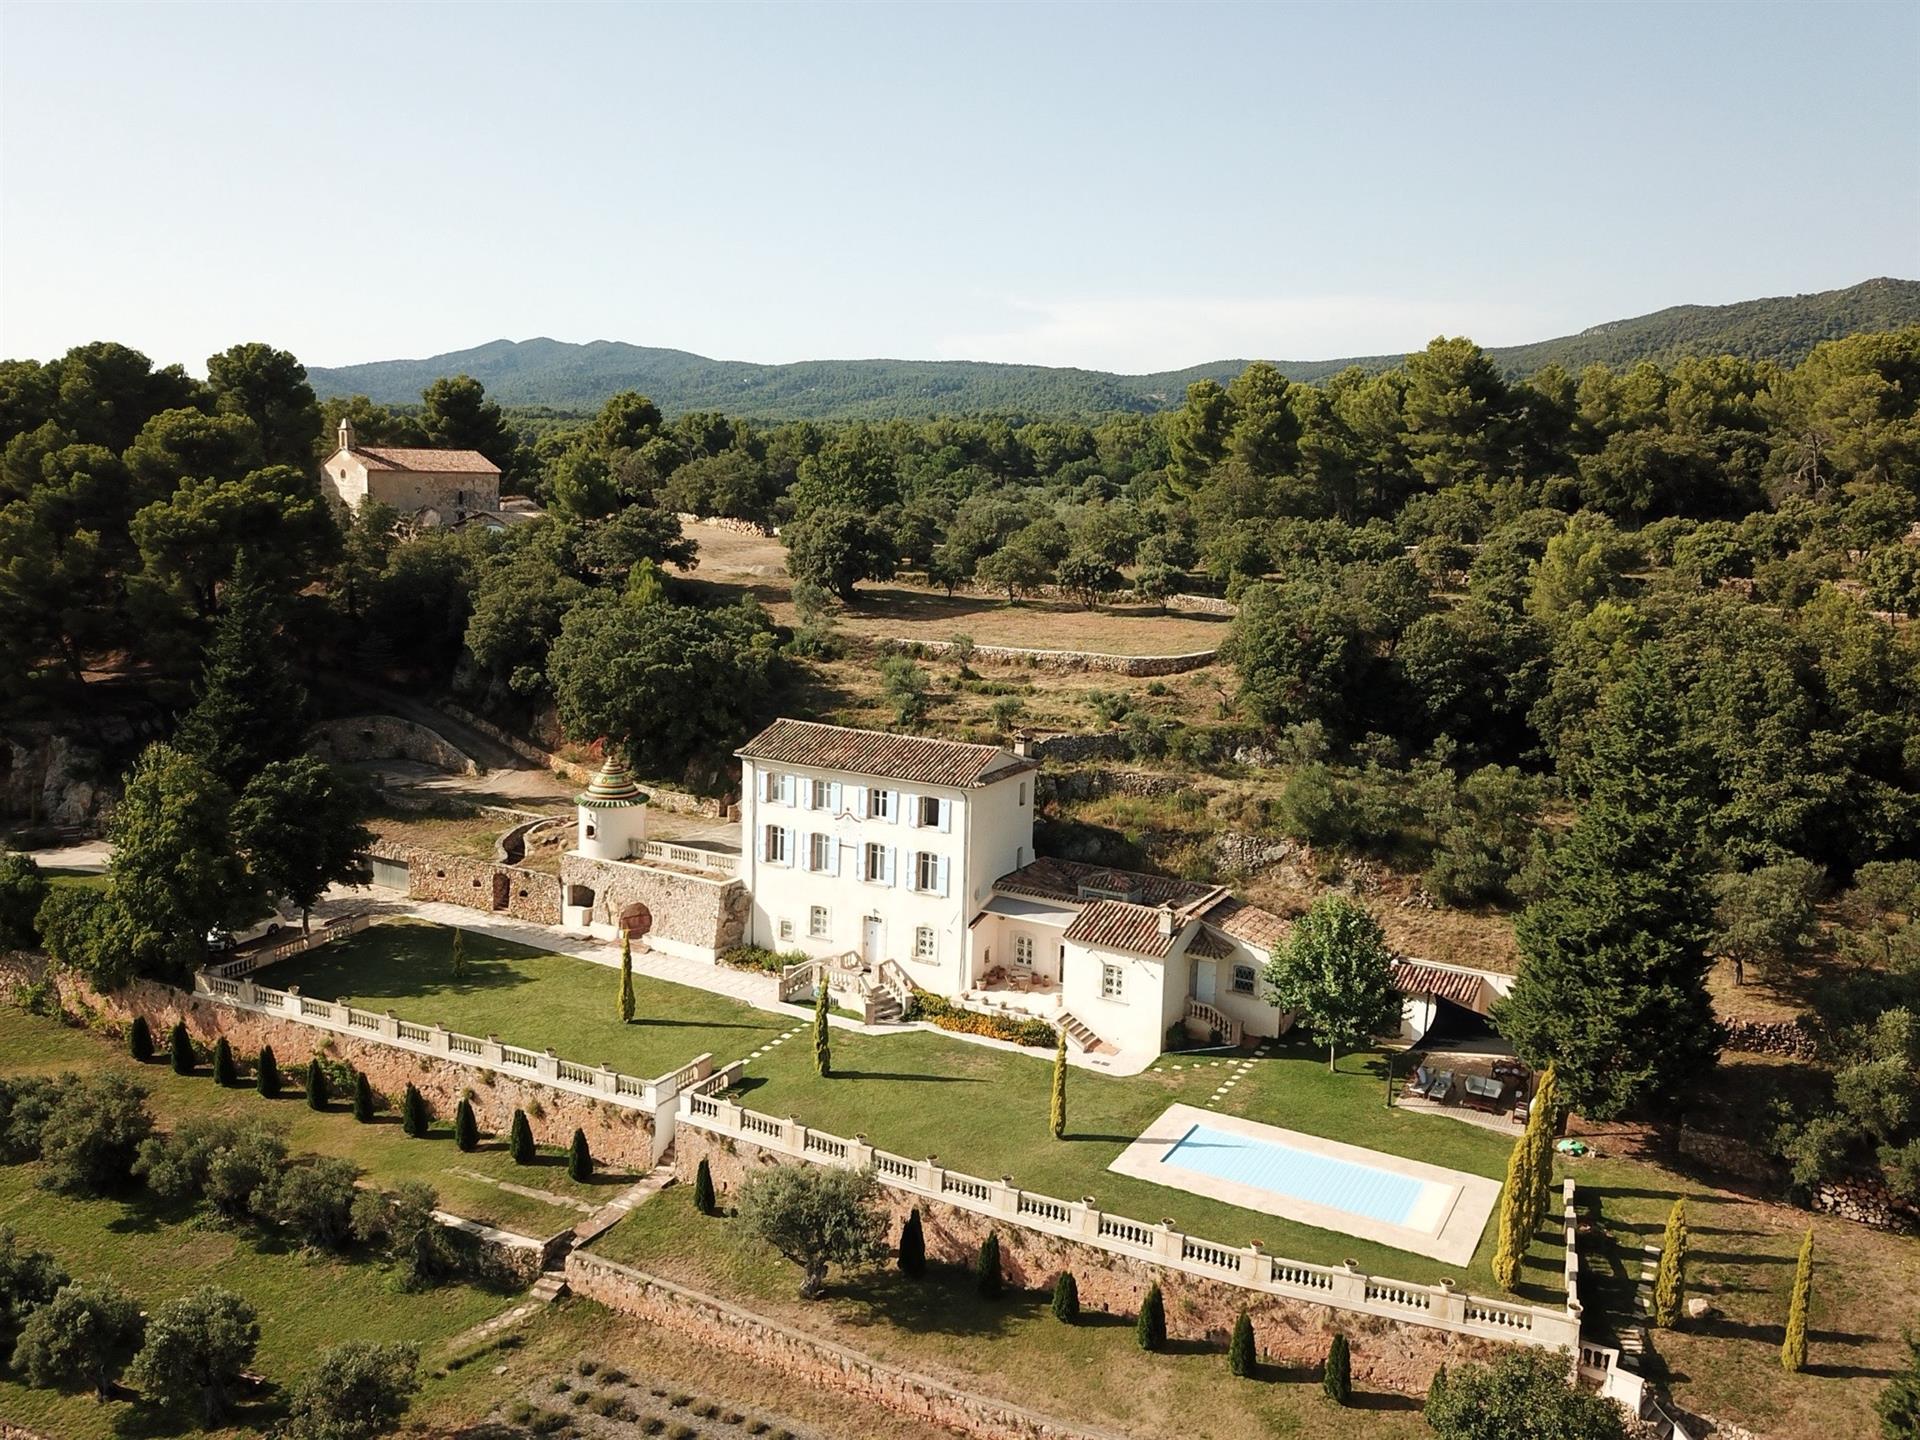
{"left": 813, "top": 983, "right": 831, "bottom": 1078}
{"left": 1425, "top": 1364, "right": 1449, "bottom": 1418}
{"left": 450, "top": 927, "right": 469, "bottom": 980}
{"left": 352, "top": 1070, "right": 375, "bottom": 1123}
{"left": 256, "top": 1044, "right": 280, "bottom": 1098}
{"left": 1322, "top": 1333, "right": 1351, "bottom": 1406}
{"left": 510, "top": 1108, "right": 535, "bottom": 1164}
{"left": 1497, "top": 653, "right": 1721, "bottom": 1119}
{"left": 402, "top": 1082, "right": 428, "bottom": 1137}
{"left": 1529, "top": 1065, "right": 1561, "bottom": 1218}
{"left": 1782, "top": 1227, "right": 1813, "bottom": 1373}
{"left": 975, "top": 1233, "right": 1002, "bottom": 1298}
{"left": 897, "top": 1208, "right": 925, "bottom": 1276}
{"left": 1652, "top": 1198, "right": 1688, "bottom": 1328}
{"left": 305, "top": 1057, "right": 327, "bottom": 1110}
{"left": 1049, "top": 1030, "right": 1068, "bottom": 1140}
{"left": 1050, "top": 1271, "right": 1079, "bottom": 1323}
{"left": 568, "top": 1127, "right": 593, "bottom": 1182}
{"left": 455, "top": 1098, "right": 479, "bottom": 1152}
{"left": 128, "top": 1016, "right": 154, "bottom": 1062}
{"left": 1491, "top": 1127, "right": 1532, "bottom": 1291}
{"left": 693, "top": 1157, "right": 716, "bottom": 1214}
{"left": 212, "top": 1036, "right": 236, "bottom": 1087}
{"left": 1228, "top": 1309, "right": 1255, "bottom": 1377}
{"left": 618, "top": 932, "right": 636, "bottom": 1024}
{"left": 1135, "top": 1283, "right": 1166, "bottom": 1352}
{"left": 168, "top": 1020, "right": 194, "bottom": 1075}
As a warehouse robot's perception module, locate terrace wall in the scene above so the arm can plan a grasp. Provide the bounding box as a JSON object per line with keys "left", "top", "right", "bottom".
{"left": 875, "top": 635, "right": 1217, "bottom": 677}
{"left": 372, "top": 842, "right": 563, "bottom": 926}
{"left": 673, "top": 1109, "right": 1563, "bottom": 1392}
{"left": 53, "top": 971, "right": 671, "bottom": 1170}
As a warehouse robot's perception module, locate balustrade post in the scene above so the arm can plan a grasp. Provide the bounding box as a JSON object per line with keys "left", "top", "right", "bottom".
{"left": 848, "top": 1133, "right": 874, "bottom": 1169}
{"left": 1244, "top": 1240, "right": 1266, "bottom": 1285}
{"left": 381, "top": 1010, "right": 400, "bottom": 1040}
{"left": 236, "top": 978, "right": 256, "bottom": 1005}
{"left": 786, "top": 1117, "right": 805, "bottom": 1151}
{"left": 1336, "top": 1260, "right": 1368, "bottom": 1304}
{"left": 1155, "top": 1219, "right": 1181, "bottom": 1262}
{"left": 429, "top": 1024, "right": 451, "bottom": 1056}
{"left": 1434, "top": 1279, "right": 1466, "bottom": 1324}
{"left": 1073, "top": 1196, "right": 1100, "bottom": 1239}
{"left": 922, "top": 1157, "right": 944, "bottom": 1193}
{"left": 991, "top": 1176, "right": 1019, "bottom": 1217}
{"left": 597, "top": 1064, "right": 618, "bottom": 1095}
{"left": 482, "top": 1034, "right": 504, "bottom": 1065}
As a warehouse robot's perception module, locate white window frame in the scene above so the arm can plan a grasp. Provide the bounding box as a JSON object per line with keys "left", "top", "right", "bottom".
{"left": 777, "top": 917, "right": 794, "bottom": 941}
{"left": 915, "top": 794, "right": 950, "bottom": 831}
{"left": 1018, "top": 782, "right": 1027, "bottom": 806}
{"left": 912, "top": 850, "right": 945, "bottom": 894}
{"left": 864, "top": 842, "right": 888, "bottom": 883}
{"left": 763, "top": 825, "right": 790, "bottom": 866}
{"left": 807, "top": 833, "right": 835, "bottom": 873}
{"left": 1013, "top": 934, "right": 1035, "bottom": 967}
{"left": 869, "top": 787, "right": 893, "bottom": 822}
{"left": 808, "top": 905, "right": 830, "bottom": 940}
{"left": 914, "top": 925, "right": 936, "bottom": 962}
{"left": 1232, "top": 963, "right": 1257, "bottom": 994}
{"left": 1101, "top": 963, "right": 1125, "bottom": 1000}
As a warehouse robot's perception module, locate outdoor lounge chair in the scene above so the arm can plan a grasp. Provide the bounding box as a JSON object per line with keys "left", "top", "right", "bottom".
{"left": 1426, "top": 1070, "right": 1455, "bottom": 1103}
{"left": 1404, "top": 1064, "right": 1437, "bottom": 1098}
{"left": 1462, "top": 1074, "right": 1507, "bottom": 1112}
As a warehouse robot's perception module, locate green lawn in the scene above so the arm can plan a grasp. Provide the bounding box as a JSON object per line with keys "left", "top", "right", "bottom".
{"left": 0, "top": 1005, "right": 630, "bottom": 1235}
{"left": 703, "top": 1027, "right": 1562, "bottom": 1296}
{"left": 267, "top": 919, "right": 790, "bottom": 1079}
{"left": 592, "top": 1182, "right": 1431, "bottom": 1440}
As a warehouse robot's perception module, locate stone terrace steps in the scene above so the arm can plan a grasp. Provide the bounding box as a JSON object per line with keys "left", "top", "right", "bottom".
{"left": 1058, "top": 1011, "right": 1103, "bottom": 1052}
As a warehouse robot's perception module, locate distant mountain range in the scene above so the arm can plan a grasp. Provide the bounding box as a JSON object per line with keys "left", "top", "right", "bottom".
{"left": 308, "top": 277, "right": 1920, "bottom": 421}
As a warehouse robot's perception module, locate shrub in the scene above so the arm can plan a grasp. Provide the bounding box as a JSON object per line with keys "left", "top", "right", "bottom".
{"left": 168, "top": 1021, "right": 194, "bottom": 1075}
{"left": 271, "top": 1158, "right": 359, "bottom": 1250}
{"left": 39, "top": 1074, "right": 153, "bottom": 1196}
{"left": 1228, "top": 1309, "right": 1254, "bottom": 1377}
{"left": 510, "top": 1108, "right": 535, "bottom": 1165}
{"left": 905, "top": 988, "right": 1057, "bottom": 1047}
{"left": 568, "top": 1127, "right": 593, "bottom": 1182}
{"left": 212, "top": 1036, "right": 236, "bottom": 1086}
{"left": 694, "top": 1157, "right": 717, "bottom": 1214}
{"left": 1323, "top": 1333, "right": 1351, "bottom": 1405}
{"left": 257, "top": 1044, "right": 280, "bottom": 1098}
{"left": 127, "top": 1285, "right": 260, "bottom": 1426}
{"left": 455, "top": 1098, "right": 479, "bottom": 1152}
{"left": 975, "top": 1233, "right": 1002, "bottom": 1298}
{"left": 1050, "top": 1271, "right": 1079, "bottom": 1323}
{"left": 0, "top": 1225, "right": 69, "bottom": 1338}
{"left": 1424, "top": 1350, "right": 1625, "bottom": 1439}
{"left": 735, "top": 1164, "right": 885, "bottom": 1299}
{"left": 1135, "top": 1283, "right": 1166, "bottom": 1351}
{"left": 11, "top": 1279, "right": 142, "bottom": 1399}
{"left": 128, "top": 1016, "right": 154, "bottom": 1063}
{"left": 306, "top": 1057, "right": 328, "bottom": 1110}
{"left": 813, "top": 984, "right": 831, "bottom": 1077}
{"left": 897, "top": 1207, "right": 924, "bottom": 1276}
{"left": 402, "top": 1083, "right": 429, "bottom": 1138}
{"left": 717, "top": 945, "right": 805, "bottom": 975}
{"left": 353, "top": 1070, "right": 376, "bottom": 1123}
{"left": 277, "top": 1339, "right": 420, "bottom": 1440}
{"left": 1652, "top": 1198, "right": 1688, "bottom": 1328}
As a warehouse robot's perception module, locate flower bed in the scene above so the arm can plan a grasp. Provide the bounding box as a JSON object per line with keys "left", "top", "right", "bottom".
{"left": 906, "top": 989, "right": 1056, "bottom": 1048}
{"left": 717, "top": 945, "right": 805, "bottom": 975}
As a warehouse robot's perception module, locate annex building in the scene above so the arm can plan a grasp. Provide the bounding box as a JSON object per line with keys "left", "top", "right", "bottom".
{"left": 320, "top": 418, "right": 501, "bottom": 528}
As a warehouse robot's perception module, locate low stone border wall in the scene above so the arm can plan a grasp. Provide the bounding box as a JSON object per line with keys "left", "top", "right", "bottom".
{"left": 308, "top": 714, "right": 478, "bottom": 775}
{"left": 371, "top": 841, "right": 563, "bottom": 927}
{"left": 680, "top": 512, "right": 777, "bottom": 538}
{"left": 567, "top": 1251, "right": 1129, "bottom": 1440}
{"left": 874, "top": 635, "right": 1217, "bottom": 677}
{"left": 674, "top": 1098, "right": 1578, "bottom": 1368}
{"left": 1722, "top": 1018, "right": 1819, "bottom": 1059}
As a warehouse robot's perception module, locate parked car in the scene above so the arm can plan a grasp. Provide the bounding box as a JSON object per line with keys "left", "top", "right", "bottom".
{"left": 206, "top": 900, "right": 301, "bottom": 953}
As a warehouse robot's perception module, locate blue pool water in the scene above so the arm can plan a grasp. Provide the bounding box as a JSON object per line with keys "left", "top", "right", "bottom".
{"left": 1160, "top": 1123, "right": 1427, "bottom": 1225}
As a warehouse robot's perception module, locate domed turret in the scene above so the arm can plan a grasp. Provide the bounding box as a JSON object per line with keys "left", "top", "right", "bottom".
{"left": 575, "top": 756, "right": 648, "bottom": 860}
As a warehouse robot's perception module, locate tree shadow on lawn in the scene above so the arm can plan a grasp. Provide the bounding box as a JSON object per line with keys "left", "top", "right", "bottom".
{"left": 832, "top": 1267, "right": 1036, "bottom": 1339}
{"left": 113, "top": 1393, "right": 284, "bottom": 1440}
{"left": 828, "top": 1071, "right": 987, "bottom": 1085}
{"left": 631, "top": 1017, "right": 775, "bottom": 1032}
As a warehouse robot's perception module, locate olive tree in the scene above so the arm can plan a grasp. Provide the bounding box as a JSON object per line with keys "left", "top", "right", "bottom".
{"left": 734, "top": 1164, "right": 887, "bottom": 1298}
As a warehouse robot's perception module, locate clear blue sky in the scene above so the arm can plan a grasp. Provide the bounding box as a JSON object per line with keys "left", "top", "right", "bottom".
{"left": 3, "top": 0, "right": 1916, "bottom": 374}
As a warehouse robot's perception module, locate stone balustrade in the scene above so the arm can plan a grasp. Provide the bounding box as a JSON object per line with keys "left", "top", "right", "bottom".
{"left": 191, "top": 970, "right": 709, "bottom": 1114}
{"left": 677, "top": 1092, "right": 1582, "bottom": 1353}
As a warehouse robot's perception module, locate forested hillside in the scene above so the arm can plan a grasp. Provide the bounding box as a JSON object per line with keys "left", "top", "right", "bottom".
{"left": 305, "top": 278, "right": 1920, "bottom": 419}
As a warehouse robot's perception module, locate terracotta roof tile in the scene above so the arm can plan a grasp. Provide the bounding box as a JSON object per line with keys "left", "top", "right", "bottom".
{"left": 1199, "top": 895, "right": 1288, "bottom": 952}
{"left": 1391, "top": 960, "right": 1484, "bottom": 1008}
{"left": 1063, "top": 899, "right": 1181, "bottom": 958}
{"left": 1184, "top": 926, "right": 1234, "bottom": 960}
{"left": 993, "top": 857, "right": 1218, "bottom": 910}
{"left": 737, "top": 719, "right": 1035, "bottom": 789}
{"left": 353, "top": 445, "right": 501, "bottom": 475}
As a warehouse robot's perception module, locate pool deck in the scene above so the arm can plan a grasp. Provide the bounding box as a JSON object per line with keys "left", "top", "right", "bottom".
{"left": 1107, "top": 1103, "right": 1502, "bottom": 1266}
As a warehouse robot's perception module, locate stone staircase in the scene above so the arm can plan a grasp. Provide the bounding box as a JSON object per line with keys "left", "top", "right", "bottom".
{"left": 1058, "top": 1011, "right": 1103, "bottom": 1052}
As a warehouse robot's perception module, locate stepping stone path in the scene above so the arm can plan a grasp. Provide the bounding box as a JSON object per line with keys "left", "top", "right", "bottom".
{"left": 1204, "top": 1041, "right": 1273, "bottom": 1109}
{"left": 1616, "top": 1240, "right": 1660, "bottom": 1366}
{"left": 745, "top": 1023, "right": 809, "bottom": 1066}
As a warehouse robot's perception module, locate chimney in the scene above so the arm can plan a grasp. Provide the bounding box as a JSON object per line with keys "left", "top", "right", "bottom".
{"left": 1157, "top": 904, "right": 1175, "bottom": 938}
{"left": 337, "top": 416, "right": 355, "bottom": 453}
{"left": 1011, "top": 728, "right": 1035, "bottom": 758}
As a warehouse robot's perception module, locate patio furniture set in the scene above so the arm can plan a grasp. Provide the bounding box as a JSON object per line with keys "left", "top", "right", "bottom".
{"left": 1404, "top": 1057, "right": 1533, "bottom": 1123}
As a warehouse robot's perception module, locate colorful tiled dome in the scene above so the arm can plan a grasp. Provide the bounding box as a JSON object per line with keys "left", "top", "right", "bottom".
{"left": 576, "top": 757, "right": 647, "bottom": 808}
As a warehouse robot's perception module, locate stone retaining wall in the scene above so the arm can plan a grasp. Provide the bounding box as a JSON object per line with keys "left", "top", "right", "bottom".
{"left": 674, "top": 1125, "right": 1508, "bottom": 1393}
{"left": 680, "top": 513, "right": 777, "bottom": 538}
{"left": 1812, "top": 1176, "right": 1919, "bottom": 1233}
{"left": 1036, "top": 767, "right": 1188, "bottom": 804}
{"left": 308, "top": 715, "right": 478, "bottom": 775}
{"left": 1721, "top": 1018, "right": 1820, "bottom": 1059}
{"left": 436, "top": 702, "right": 728, "bottom": 817}
{"left": 373, "top": 842, "right": 563, "bottom": 926}
{"left": 54, "top": 974, "right": 659, "bottom": 1169}
{"left": 875, "top": 635, "right": 1217, "bottom": 677}
{"left": 560, "top": 854, "right": 749, "bottom": 957}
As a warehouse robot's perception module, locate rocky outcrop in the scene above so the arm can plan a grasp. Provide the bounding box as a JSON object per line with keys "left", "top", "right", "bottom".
{"left": 307, "top": 715, "right": 478, "bottom": 775}
{"left": 2, "top": 729, "right": 115, "bottom": 829}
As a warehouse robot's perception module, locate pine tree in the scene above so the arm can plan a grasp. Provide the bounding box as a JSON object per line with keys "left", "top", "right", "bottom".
{"left": 510, "top": 1109, "right": 535, "bottom": 1164}
{"left": 401, "top": 1083, "right": 428, "bottom": 1138}
{"left": 693, "top": 1157, "right": 717, "bottom": 1214}
{"left": 568, "top": 1128, "right": 593, "bottom": 1182}
{"left": 898, "top": 1208, "right": 925, "bottom": 1276}
{"left": 256, "top": 1044, "right": 280, "bottom": 1098}
{"left": 1228, "top": 1310, "right": 1255, "bottom": 1377}
{"left": 1323, "top": 1333, "right": 1351, "bottom": 1405}
{"left": 618, "top": 932, "right": 636, "bottom": 1024}
{"left": 455, "top": 1098, "right": 479, "bottom": 1152}
{"left": 1652, "top": 1198, "right": 1688, "bottom": 1328}
{"left": 212, "top": 1036, "right": 236, "bottom": 1087}
{"left": 1491, "top": 1127, "right": 1532, "bottom": 1291}
{"left": 1051, "top": 1271, "right": 1079, "bottom": 1323}
{"left": 1782, "top": 1227, "right": 1813, "bottom": 1373}
{"left": 172, "top": 559, "right": 311, "bottom": 790}
{"left": 1135, "top": 1283, "right": 1166, "bottom": 1351}
{"left": 975, "top": 1233, "right": 1002, "bottom": 1298}
{"left": 128, "top": 1016, "right": 154, "bottom": 1062}
{"left": 814, "top": 982, "right": 831, "bottom": 1078}
{"left": 305, "top": 1057, "right": 327, "bottom": 1110}
{"left": 352, "top": 1071, "right": 375, "bottom": 1123}
{"left": 1496, "top": 652, "right": 1722, "bottom": 1119}
{"left": 1049, "top": 1030, "right": 1068, "bottom": 1140}
{"left": 168, "top": 1021, "right": 194, "bottom": 1075}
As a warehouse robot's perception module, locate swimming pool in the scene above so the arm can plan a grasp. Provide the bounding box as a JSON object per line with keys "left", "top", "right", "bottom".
{"left": 1107, "top": 1104, "right": 1501, "bottom": 1263}
{"left": 1160, "top": 1121, "right": 1431, "bottom": 1226}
